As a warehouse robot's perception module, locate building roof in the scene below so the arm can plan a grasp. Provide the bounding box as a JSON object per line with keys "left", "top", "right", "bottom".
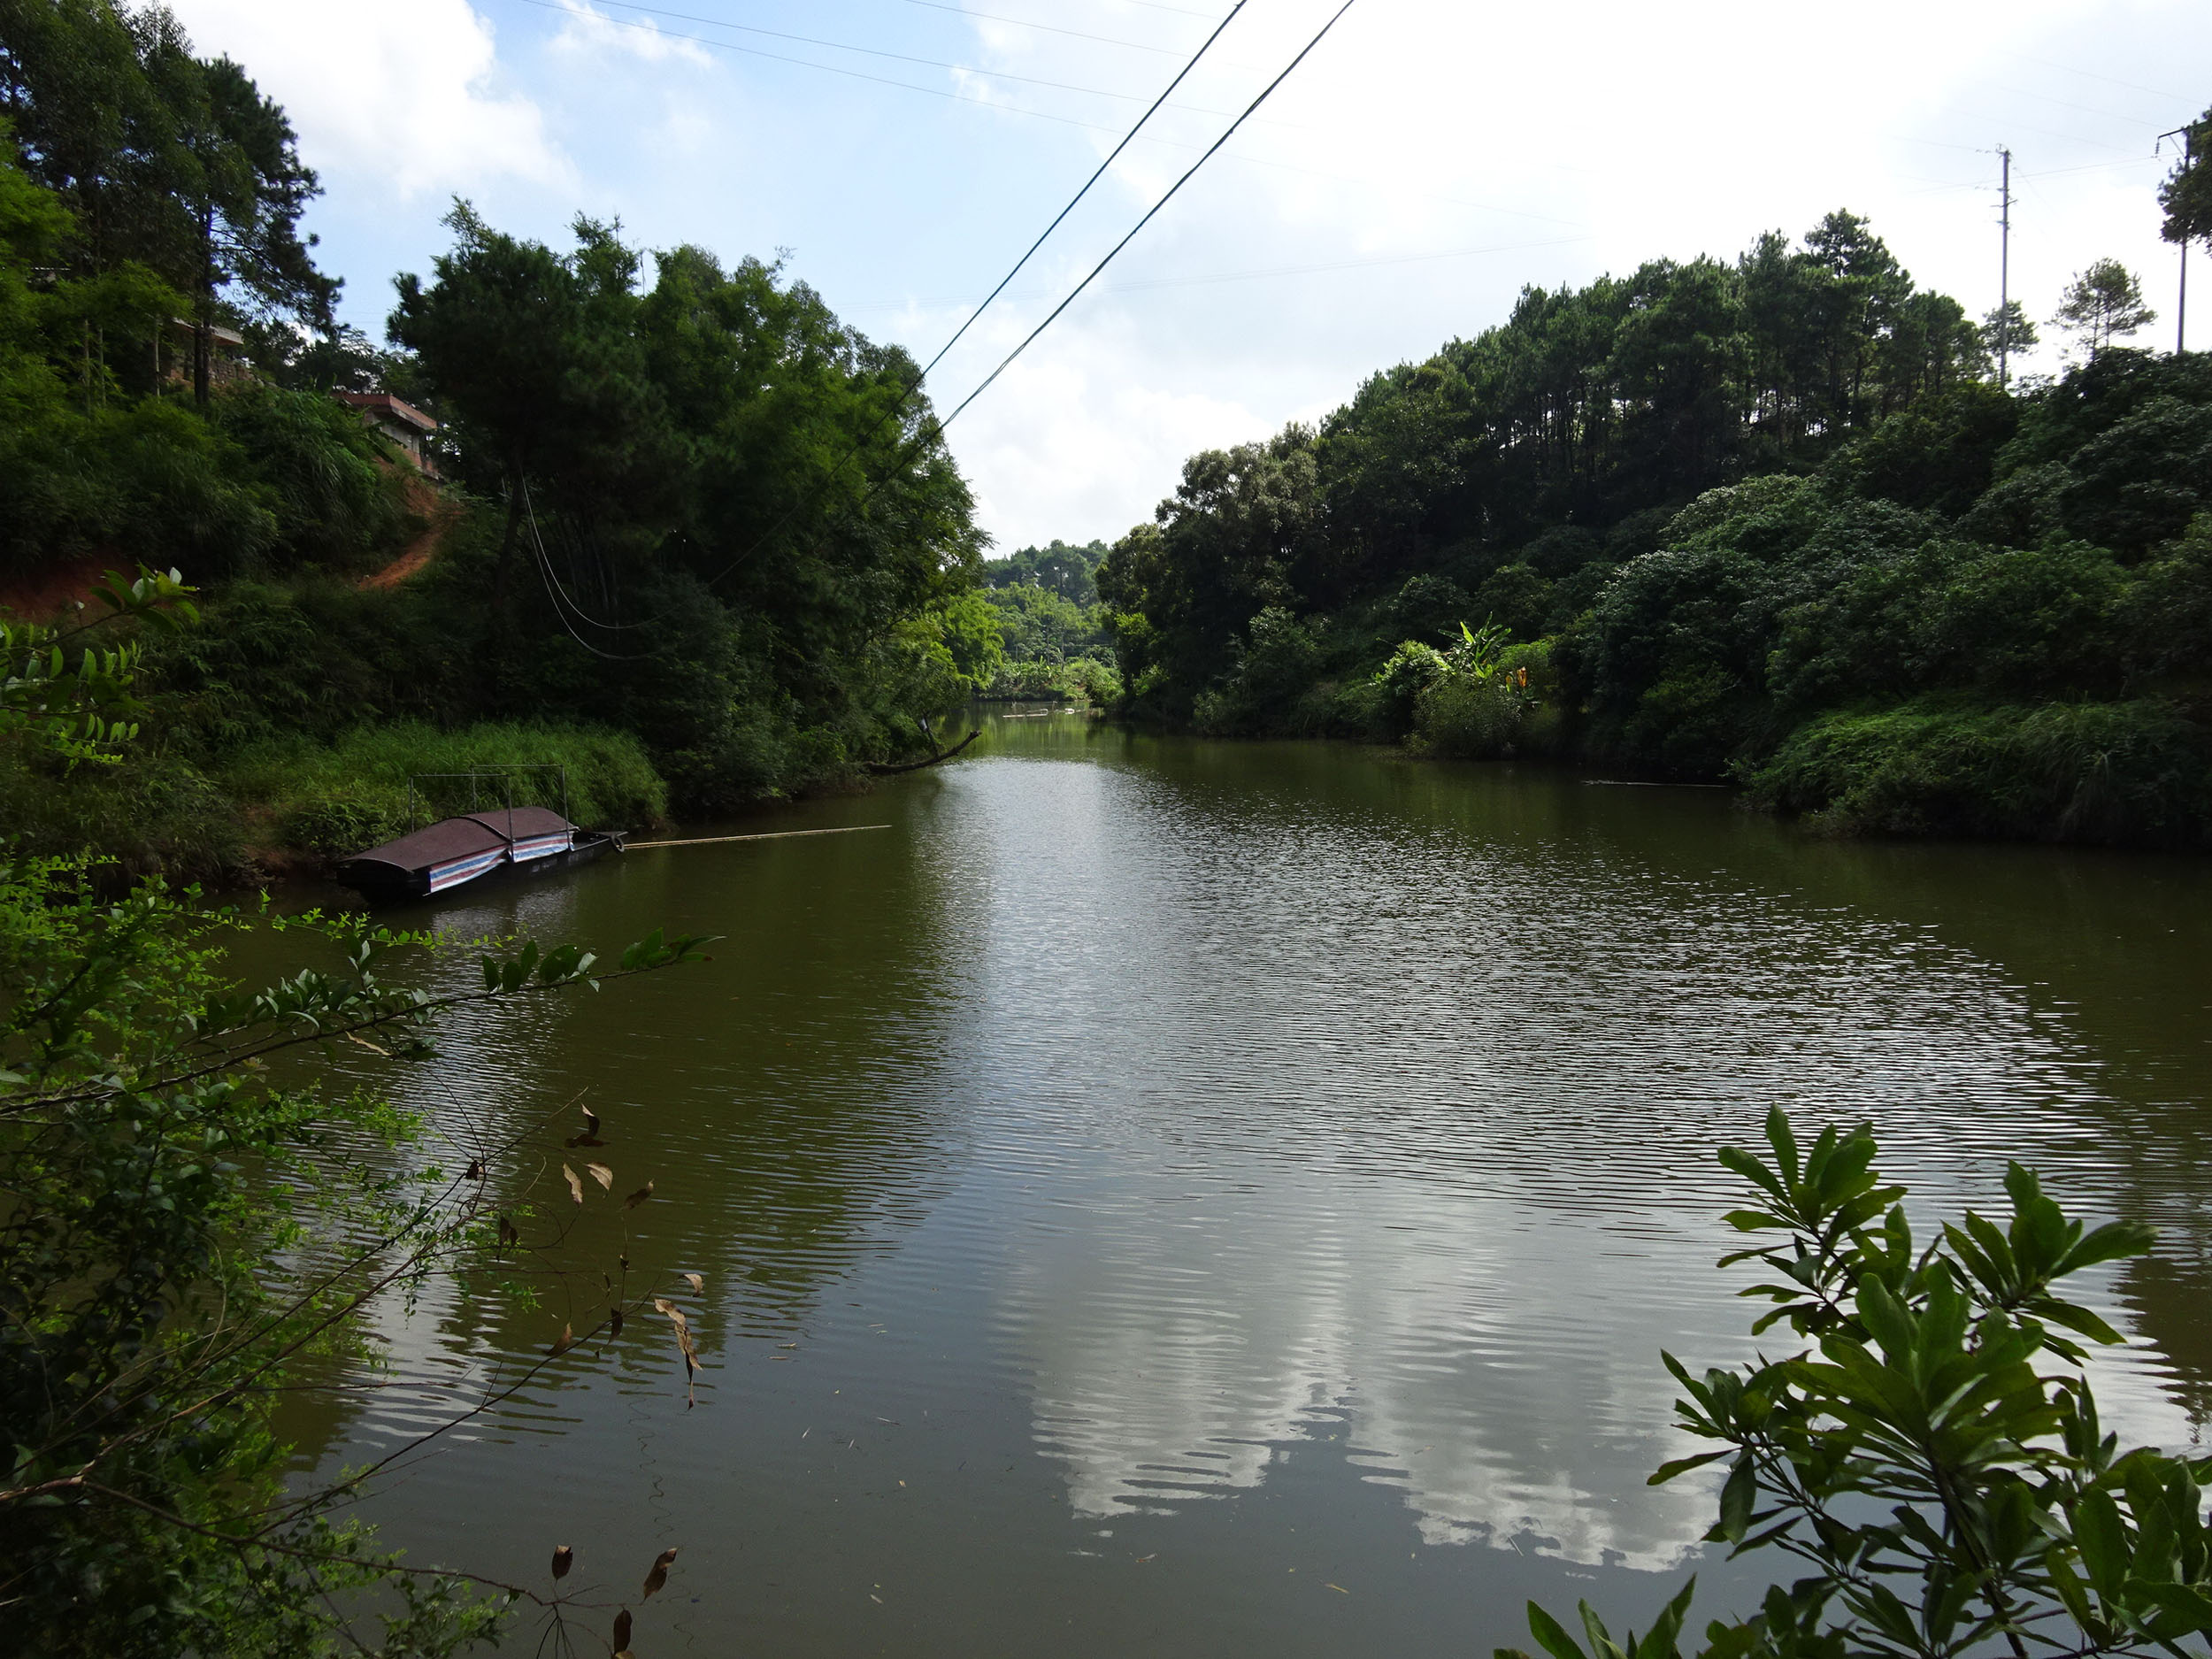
{"left": 338, "top": 390, "right": 438, "bottom": 432}
{"left": 167, "top": 317, "right": 247, "bottom": 347}
{"left": 341, "top": 807, "right": 572, "bottom": 874}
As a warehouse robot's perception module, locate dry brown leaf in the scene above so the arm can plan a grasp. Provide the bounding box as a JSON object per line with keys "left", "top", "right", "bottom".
{"left": 682, "top": 1272, "right": 704, "bottom": 1294}
{"left": 551, "top": 1544, "right": 572, "bottom": 1579}
{"left": 649, "top": 1299, "right": 701, "bottom": 1394}
{"left": 548, "top": 1322, "right": 574, "bottom": 1357}
{"left": 465, "top": 1158, "right": 485, "bottom": 1183}
{"left": 641, "top": 1547, "right": 679, "bottom": 1600}
{"left": 609, "top": 1306, "right": 625, "bottom": 1338}
{"left": 588, "top": 1163, "right": 614, "bottom": 1190}
{"left": 623, "top": 1180, "right": 655, "bottom": 1210}
{"left": 496, "top": 1214, "right": 518, "bottom": 1248}
{"left": 345, "top": 1030, "right": 390, "bottom": 1056}
{"left": 562, "top": 1164, "right": 583, "bottom": 1205}
{"left": 612, "top": 1607, "right": 633, "bottom": 1650}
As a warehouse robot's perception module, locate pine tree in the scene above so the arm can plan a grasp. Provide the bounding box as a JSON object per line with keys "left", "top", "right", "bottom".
{"left": 2051, "top": 259, "right": 2155, "bottom": 361}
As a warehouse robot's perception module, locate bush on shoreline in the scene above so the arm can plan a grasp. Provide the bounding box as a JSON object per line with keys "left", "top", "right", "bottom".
{"left": 0, "top": 720, "right": 669, "bottom": 879}
{"left": 1747, "top": 697, "right": 2212, "bottom": 846}
{"left": 221, "top": 721, "right": 670, "bottom": 855}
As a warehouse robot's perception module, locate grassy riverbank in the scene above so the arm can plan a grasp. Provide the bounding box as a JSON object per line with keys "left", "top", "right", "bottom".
{"left": 0, "top": 714, "right": 668, "bottom": 878}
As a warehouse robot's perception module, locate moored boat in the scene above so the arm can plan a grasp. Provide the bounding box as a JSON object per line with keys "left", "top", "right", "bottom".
{"left": 334, "top": 807, "right": 625, "bottom": 902}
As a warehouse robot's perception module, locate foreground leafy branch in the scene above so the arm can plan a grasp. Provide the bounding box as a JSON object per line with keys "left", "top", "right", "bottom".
{"left": 0, "top": 853, "right": 716, "bottom": 1655}
{"left": 0, "top": 568, "right": 197, "bottom": 767}
{"left": 1503, "top": 1110, "right": 2211, "bottom": 1659}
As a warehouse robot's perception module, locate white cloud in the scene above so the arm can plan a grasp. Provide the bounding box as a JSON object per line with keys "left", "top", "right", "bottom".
{"left": 545, "top": 0, "right": 712, "bottom": 68}
{"left": 166, "top": 0, "right": 569, "bottom": 200}
{"left": 942, "top": 311, "right": 1274, "bottom": 547}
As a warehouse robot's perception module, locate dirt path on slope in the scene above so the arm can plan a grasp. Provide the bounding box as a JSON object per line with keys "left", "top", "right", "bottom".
{"left": 360, "top": 473, "right": 462, "bottom": 591}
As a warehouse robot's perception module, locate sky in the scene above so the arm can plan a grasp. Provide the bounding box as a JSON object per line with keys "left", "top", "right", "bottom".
{"left": 163, "top": 0, "right": 2209, "bottom": 553}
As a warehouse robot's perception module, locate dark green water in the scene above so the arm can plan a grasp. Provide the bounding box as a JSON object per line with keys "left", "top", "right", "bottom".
{"left": 282, "top": 708, "right": 2212, "bottom": 1655}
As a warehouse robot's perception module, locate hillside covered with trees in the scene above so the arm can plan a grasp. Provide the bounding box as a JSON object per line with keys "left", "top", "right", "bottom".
{"left": 978, "top": 537, "right": 1118, "bottom": 701}
{"left": 1097, "top": 187, "right": 2212, "bottom": 846}
{"left": 1, "top": 0, "right": 993, "bottom": 872}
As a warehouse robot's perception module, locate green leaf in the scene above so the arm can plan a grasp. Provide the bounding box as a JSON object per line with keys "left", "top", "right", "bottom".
{"left": 2126, "top": 1578, "right": 2212, "bottom": 1632}
{"left": 1649, "top": 1450, "right": 1731, "bottom": 1486}
{"left": 1722, "top": 1210, "right": 1788, "bottom": 1233}
{"left": 2074, "top": 1488, "right": 2128, "bottom": 1595}
{"left": 1718, "top": 1455, "right": 1756, "bottom": 1544}
{"left": 1526, "top": 1602, "right": 1590, "bottom": 1659}
{"left": 1634, "top": 1578, "right": 1696, "bottom": 1659}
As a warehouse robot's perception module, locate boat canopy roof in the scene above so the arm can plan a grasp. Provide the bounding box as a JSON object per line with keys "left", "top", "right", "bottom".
{"left": 345, "top": 807, "right": 574, "bottom": 875}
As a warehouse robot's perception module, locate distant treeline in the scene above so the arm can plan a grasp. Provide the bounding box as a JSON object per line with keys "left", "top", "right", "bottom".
{"left": 973, "top": 539, "right": 1118, "bottom": 701}
{"left": 1094, "top": 200, "right": 2212, "bottom": 847}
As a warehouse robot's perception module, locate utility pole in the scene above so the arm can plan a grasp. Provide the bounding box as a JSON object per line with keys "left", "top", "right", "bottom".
{"left": 1998, "top": 145, "right": 2014, "bottom": 388}
{"left": 2159, "top": 124, "right": 2192, "bottom": 353}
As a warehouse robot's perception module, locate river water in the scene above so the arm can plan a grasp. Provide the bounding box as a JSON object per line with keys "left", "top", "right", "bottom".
{"left": 283, "top": 707, "right": 2212, "bottom": 1655}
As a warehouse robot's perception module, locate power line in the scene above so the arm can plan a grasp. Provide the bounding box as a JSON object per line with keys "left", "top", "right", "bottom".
{"left": 909, "top": 0, "right": 1249, "bottom": 383}
{"left": 2008, "top": 83, "right": 2185, "bottom": 129}
{"left": 941, "top": 0, "right": 1362, "bottom": 430}
{"left": 891, "top": 0, "right": 1183, "bottom": 57}
{"left": 1117, "top": 0, "right": 1227, "bottom": 16}
{"left": 666, "top": 0, "right": 1266, "bottom": 603}
{"left": 523, "top": 482, "right": 652, "bottom": 659}
{"left": 538, "top": 0, "right": 1279, "bottom": 124}
{"left": 1903, "top": 150, "right": 2167, "bottom": 197}
{"left": 523, "top": 0, "right": 1257, "bottom": 633}
{"left": 500, "top": 0, "right": 1137, "bottom": 139}
{"left": 845, "top": 232, "right": 1594, "bottom": 312}
{"left": 1997, "top": 51, "right": 2191, "bottom": 106}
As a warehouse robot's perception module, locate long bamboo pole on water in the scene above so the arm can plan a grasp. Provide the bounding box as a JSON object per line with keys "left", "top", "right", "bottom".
{"left": 622, "top": 825, "right": 893, "bottom": 850}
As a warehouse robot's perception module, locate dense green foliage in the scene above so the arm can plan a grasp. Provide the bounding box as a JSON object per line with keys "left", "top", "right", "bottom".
{"left": 2162, "top": 106, "right": 2211, "bottom": 259}
{"left": 1094, "top": 211, "right": 2212, "bottom": 845}
{"left": 978, "top": 538, "right": 1118, "bottom": 701}
{"left": 1507, "top": 1110, "right": 2212, "bottom": 1659}
{"left": 1, "top": 604, "right": 710, "bottom": 1655}
{"left": 1, "top": 2, "right": 991, "bottom": 871}
{"left": 0, "top": 851, "right": 711, "bottom": 1655}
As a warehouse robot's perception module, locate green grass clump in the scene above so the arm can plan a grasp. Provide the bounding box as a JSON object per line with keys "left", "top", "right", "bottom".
{"left": 0, "top": 742, "right": 246, "bottom": 876}
{"left": 1748, "top": 698, "right": 2212, "bottom": 847}
{"left": 1414, "top": 672, "right": 1526, "bottom": 758}
{"left": 219, "top": 722, "right": 669, "bottom": 856}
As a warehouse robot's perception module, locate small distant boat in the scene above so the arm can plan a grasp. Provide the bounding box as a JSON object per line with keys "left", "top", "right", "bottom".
{"left": 334, "top": 807, "right": 625, "bottom": 902}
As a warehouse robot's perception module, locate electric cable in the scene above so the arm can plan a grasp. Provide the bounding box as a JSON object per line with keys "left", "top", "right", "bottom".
{"left": 534, "top": 0, "right": 1271, "bottom": 122}
{"left": 528, "top": 0, "right": 1256, "bottom": 634}
{"left": 893, "top": 0, "right": 1186, "bottom": 56}
{"left": 523, "top": 482, "right": 652, "bottom": 658}
{"left": 939, "top": 0, "right": 1360, "bottom": 431}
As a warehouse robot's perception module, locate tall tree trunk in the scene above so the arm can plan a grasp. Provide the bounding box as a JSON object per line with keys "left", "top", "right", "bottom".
{"left": 492, "top": 470, "right": 526, "bottom": 614}
{"left": 194, "top": 204, "right": 214, "bottom": 410}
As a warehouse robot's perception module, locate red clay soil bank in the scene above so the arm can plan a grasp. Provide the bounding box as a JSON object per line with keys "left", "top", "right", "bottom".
{"left": 0, "top": 553, "right": 118, "bottom": 622}
{"left": 360, "top": 473, "right": 461, "bottom": 592}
